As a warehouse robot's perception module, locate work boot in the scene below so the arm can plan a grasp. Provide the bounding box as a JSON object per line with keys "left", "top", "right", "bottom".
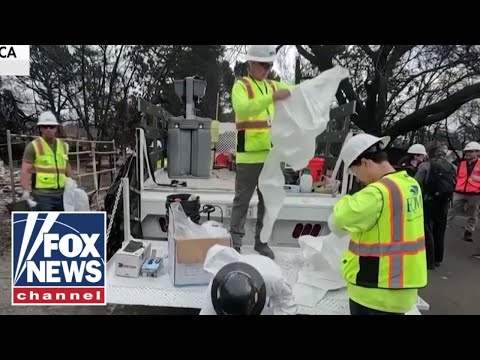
{"left": 254, "top": 242, "right": 275, "bottom": 259}
{"left": 464, "top": 231, "right": 473, "bottom": 242}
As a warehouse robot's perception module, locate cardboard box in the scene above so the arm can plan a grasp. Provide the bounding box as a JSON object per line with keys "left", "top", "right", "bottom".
{"left": 168, "top": 236, "right": 232, "bottom": 286}
{"left": 115, "top": 240, "right": 152, "bottom": 278}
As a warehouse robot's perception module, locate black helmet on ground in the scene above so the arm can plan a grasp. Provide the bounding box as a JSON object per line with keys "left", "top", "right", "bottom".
{"left": 211, "top": 262, "right": 267, "bottom": 315}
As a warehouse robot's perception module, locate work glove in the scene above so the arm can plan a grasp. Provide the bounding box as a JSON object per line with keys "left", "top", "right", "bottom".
{"left": 328, "top": 213, "right": 348, "bottom": 238}
{"left": 21, "top": 190, "right": 31, "bottom": 201}
{"left": 21, "top": 190, "right": 37, "bottom": 208}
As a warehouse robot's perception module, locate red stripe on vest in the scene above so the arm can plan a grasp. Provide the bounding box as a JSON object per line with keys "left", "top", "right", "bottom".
{"left": 239, "top": 78, "right": 255, "bottom": 99}
{"left": 266, "top": 79, "right": 276, "bottom": 93}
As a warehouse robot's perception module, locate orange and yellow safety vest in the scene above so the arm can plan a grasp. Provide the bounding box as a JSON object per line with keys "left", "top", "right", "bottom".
{"left": 341, "top": 172, "right": 428, "bottom": 289}
{"left": 232, "top": 76, "right": 279, "bottom": 164}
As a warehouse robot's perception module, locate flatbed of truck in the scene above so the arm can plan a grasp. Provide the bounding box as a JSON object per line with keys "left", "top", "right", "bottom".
{"left": 107, "top": 240, "right": 428, "bottom": 315}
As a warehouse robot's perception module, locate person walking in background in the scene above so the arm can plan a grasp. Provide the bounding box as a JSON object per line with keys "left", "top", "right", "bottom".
{"left": 416, "top": 142, "right": 457, "bottom": 269}
{"left": 447, "top": 141, "right": 480, "bottom": 244}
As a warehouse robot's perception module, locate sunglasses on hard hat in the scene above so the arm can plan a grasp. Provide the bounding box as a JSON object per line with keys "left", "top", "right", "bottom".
{"left": 256, "top": 62, "right": 273, "bottom": 69}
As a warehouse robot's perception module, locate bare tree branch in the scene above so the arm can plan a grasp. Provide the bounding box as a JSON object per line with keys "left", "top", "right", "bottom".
{"left": 386, "top": 82, "right": 480, "bottom": 137}
{"left": 295, "top": 45, "right": 316, "bottom": 64}
{"left": 359, "top": 45, "right": 375, "bottom": 59}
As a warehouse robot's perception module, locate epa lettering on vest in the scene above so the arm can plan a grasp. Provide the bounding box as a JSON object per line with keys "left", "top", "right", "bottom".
{"left": 0, "top": 46, "right": 17, "bottom": 59}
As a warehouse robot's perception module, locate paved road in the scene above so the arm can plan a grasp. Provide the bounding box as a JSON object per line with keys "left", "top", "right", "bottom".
{"left": 418, "top": 220, "right": 480, "bottom": 315}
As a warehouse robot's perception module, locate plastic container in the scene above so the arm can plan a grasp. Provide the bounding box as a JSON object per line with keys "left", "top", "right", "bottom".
{"left": 299, "top": 169, "right": 313, "bottom": 193}
{"left": 167, "top": 116, "right": 212, "bottom": 178}
{"left": 307, "top": 157, "right": 326, "bottom": 183}
{"left": 165, "top": 193, "right": 201, "bottom": 228}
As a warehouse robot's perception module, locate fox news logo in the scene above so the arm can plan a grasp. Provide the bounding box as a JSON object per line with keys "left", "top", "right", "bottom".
{"left": 12, "top": 212, "right": 106, "bottom": 305}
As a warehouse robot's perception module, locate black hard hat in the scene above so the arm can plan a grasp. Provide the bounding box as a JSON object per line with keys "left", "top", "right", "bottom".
{"left": 211, "top": 262, "right": 267, "bottom": 315}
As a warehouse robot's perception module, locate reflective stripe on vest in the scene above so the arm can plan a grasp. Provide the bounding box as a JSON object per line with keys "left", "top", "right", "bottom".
{"left": 349, "top": 237, "right": 425, "bottom": 257}
{"left": 266, "top": 79, "right": 277, "bottom": 93}
{"left": 350, "top": 178, "right": 424, "bottom": 288}
{"left": 236, "top": 120, "right": 270, "bottom": 130}
{"left": 235, "top": 77, "right": 277, "bottom": 158}
{"left": 455, "top": 160, "right": 480, "bottom": 193}
{"left": 32, "top": 137, "right": 68, "bottom": 190}
{"left": 341, "top": 172, "right": 427, "bottom": 290}
{"left": 32, "top": 138, "right": 45, "bottom": 155}
{"left": 239, "top": 78, "right": 255, "bottom": 99}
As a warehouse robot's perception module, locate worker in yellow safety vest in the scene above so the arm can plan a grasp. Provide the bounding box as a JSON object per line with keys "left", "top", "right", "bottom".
{"left": 328, "top": 133, "right": 428, "bottom": 315}
{"left": 20, "top": 111, "right": 75, "bottom": 211}
{"left": 230, "top": 45, "right": 295, "bottom": 259}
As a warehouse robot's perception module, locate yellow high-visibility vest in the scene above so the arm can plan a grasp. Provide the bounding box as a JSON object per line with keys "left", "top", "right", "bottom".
{"left": 233, "top": 76, "right": 278, "bottom": 164}
{"left": 341, "top": 171, "right": 428, "bottom": 289}
{"left": 32, "top": 137, "right": 68, "bottom": 190}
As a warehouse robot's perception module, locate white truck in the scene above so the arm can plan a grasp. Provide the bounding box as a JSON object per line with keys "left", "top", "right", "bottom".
{"left": 104, "top": 77, "right": 357, "bottom": 258}
{"left": 104, "top": 77, "right": 428, "bottom": 315}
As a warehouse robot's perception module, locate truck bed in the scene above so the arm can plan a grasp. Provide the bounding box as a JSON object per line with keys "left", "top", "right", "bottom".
{"left": 107, "top": 240, "right": 428, "bottom": 315}
{"left": 141, "top": 168, "right": 340, "bottom": 223}
{"left": 144, "top": 168, "right": 236, "bottom": 192}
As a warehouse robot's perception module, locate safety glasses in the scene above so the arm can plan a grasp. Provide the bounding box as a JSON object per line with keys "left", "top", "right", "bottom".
{"left": 39, "top": 125, "right": 57, "bottom": 129}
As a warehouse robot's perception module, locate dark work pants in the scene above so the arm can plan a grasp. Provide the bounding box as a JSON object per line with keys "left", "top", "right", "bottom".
{"left": 230, "top": 163, "right": 265, "bottom": 247}
{"left": 349, "top": 299, "right": 404, "bottom": 315}
{"left": 34, "top": 194, "right": 64, "bottom": 211}
{"left": 424, "top": 196, "right": 449, "bottom": 268}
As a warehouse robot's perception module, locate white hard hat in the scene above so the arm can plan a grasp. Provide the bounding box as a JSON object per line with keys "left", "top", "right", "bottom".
{"left": 339, "top": 133, "right": 391, "bottom": 169}
{"left": 407, "top": 144, "right": 427, "bottom": 155}
{"left": 464, "top": 141, "right": 480, "bottom": 151}
{"left": 37, "top": 111, "right": 59, "bottom": 126}
{"left": 243, "top": 45, "right": 277, "bottom": 63}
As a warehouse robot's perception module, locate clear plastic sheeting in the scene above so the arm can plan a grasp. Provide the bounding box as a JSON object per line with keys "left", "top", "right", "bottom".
{"left": 63, "top": 177, "right": 90, "bottom": 211}
{"left": 258, "top": 66, "right": 350, "bottom": 243}
{"left": 200, "top": 245, "right": 297, "bottom": 315}
{"left": 293, "top": 233, "right": 350, "bottom": 308}
{"left": 169, "top": 202, "right": 228, "bottom": 239}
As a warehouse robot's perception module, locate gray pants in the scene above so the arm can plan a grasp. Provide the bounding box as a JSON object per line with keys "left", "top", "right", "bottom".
{"left": 230, "top": 163, "right": 265, "bottom": 247}
{"left": 447, "top": 192, "right": 480, "bottom": 233}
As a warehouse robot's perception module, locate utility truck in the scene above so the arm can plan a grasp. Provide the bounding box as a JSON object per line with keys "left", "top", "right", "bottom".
{"left": 104, "top": 76, "right": 428, "bottom": 315}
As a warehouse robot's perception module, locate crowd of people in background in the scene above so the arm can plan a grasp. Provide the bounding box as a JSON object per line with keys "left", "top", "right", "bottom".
{"left": 395, "top": 140, "right": 480, "bottom": 268}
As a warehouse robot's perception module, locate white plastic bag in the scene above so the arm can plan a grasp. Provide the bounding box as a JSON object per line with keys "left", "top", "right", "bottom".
{"left": 200, "top": 245, "right": 297, "bottom": 315}
{"left": 168, "top": 202, "right": 227, "bottom": 239}
{"left": 63, "top": 178, "right": 90, "bottom": 211}
{"left": 299, "top": 233, "right": 349, "bottom": 274}
{"left": 258, "top": 66, "right": 350, "bottom": 243}
{"left": 292, "top": 233, "right": 350, "bottom": 307}
{"left": 73, "top": 188, "right": 90, "bottom": 211}
{"left": 63, "top": 177, "right": 76, "bottom": 211}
